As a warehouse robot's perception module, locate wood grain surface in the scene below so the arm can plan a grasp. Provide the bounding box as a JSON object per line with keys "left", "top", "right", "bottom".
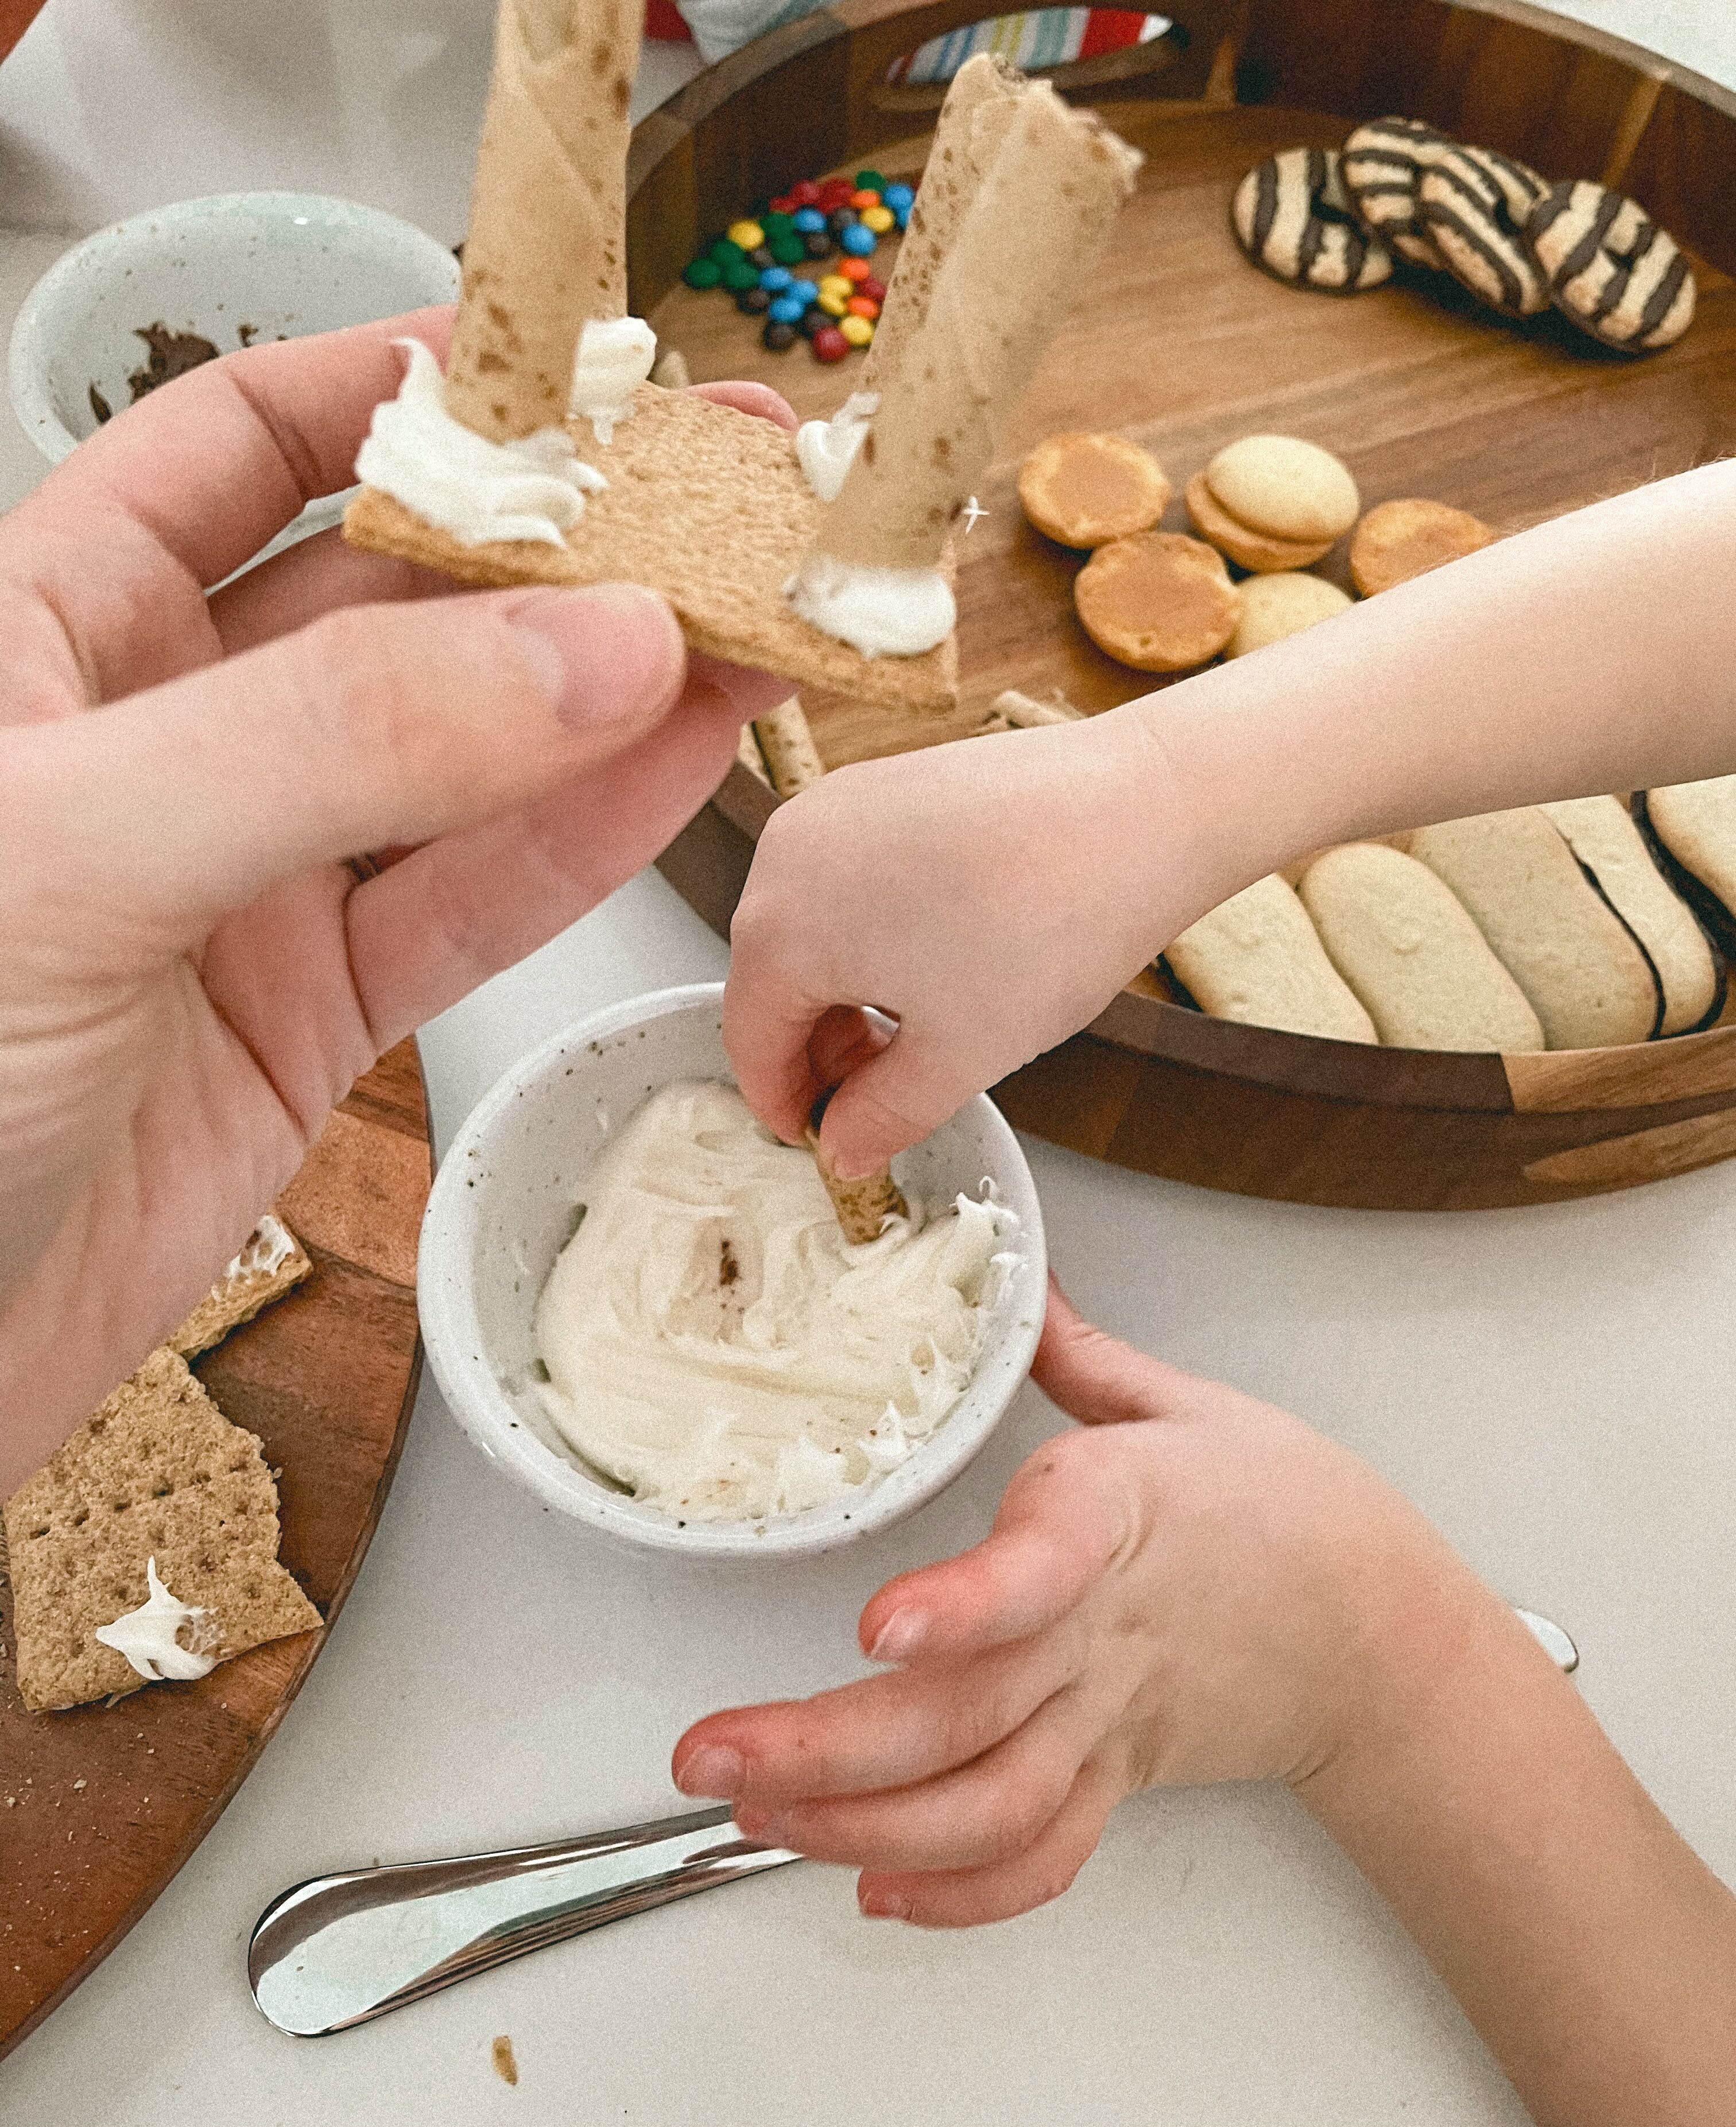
{"left": 644, "top": 0, "right": 1736, "bottom": 1210}
{"left": 0, "top": 1041, "right": 431, "bottom": 2061}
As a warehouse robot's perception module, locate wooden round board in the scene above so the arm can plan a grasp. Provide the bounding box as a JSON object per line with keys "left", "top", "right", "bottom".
{"left": 638, "top": 0, "right": 1736, "bottom": 1210}
{"left": 0, "top": 1041, "right": 431, "bottom": 2061}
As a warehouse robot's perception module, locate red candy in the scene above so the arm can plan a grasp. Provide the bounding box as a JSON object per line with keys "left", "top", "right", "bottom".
{"left": 816, "top": 178, "right": 853, "bottom": 209}
{"left": 811, "top": 324, "right": 850, "bottom": 362}
{"left": 858, "top": 274, "right": 886, "bottom": 303}
{"left": 839, "top": 256, "right": 871, "bottom": 283}
{"left": 768, "top": 194, "right": 797, "bottom": 214}
{"left": 790, "top": 179, "right": 821, "bottom": 206}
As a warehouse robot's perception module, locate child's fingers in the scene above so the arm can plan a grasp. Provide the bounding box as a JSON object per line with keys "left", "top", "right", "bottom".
{"left": 689, "top": 379, "right": 799, "bottom": 432}
{"left": 854, "top": 1756, "right": 1121, "bottom": 1930}
{"left": 1032, "top": 1277, "right": 1199, "bottom": 1427}
{"left": 672, "top": 1628, "right": 1076, "bottom": 1805}
{"left": 858, "top": 1425, "right": 1135, "bottom": 1664}
{"left": 731, "top": 1679, "right": 1095, "bottom": 1873}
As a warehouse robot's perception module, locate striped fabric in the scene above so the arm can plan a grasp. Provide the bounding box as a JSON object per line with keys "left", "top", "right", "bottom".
{"left": 886, "top": 8, "right": 1168, "bottom": 86}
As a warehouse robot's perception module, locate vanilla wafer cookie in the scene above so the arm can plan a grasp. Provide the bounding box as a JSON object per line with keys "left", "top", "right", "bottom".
{"left": 1165, "top": 875, "right": 1377, "bottom": 1043}
{"left": 1409, "top": 808, "right": 1658, "bottom": 1048}
{"left": 1541, "top": 796, "right": 1720, "bottom": 1036}
{"left": 1340, "top": 116, "right": 1453, "bottom": 269}
{"left": 1526, "top": 180, "right": 1697, "bottom": 352}
{"left": 1415, "top": 142, "right": 1549, "bottom": 317}
{"left": 1299, "top": 842, "right": 1545, "bottom": 1052}
{"left": 1231, "top": 147, "right": 1393, "bottom": 293}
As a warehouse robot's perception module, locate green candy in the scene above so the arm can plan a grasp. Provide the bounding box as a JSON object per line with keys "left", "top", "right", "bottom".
{"left": 762, "top": 210, "right": 795, "bottom": 233}
{"left": 708, "top": 237, "right": 745, "bottom": 268}
{"left": 854, "top": 168, "right": 886, "bottom": 192}
{"left": 768, "top": 233, "right": 806, "bottom": 265}
{"left": 683, "top": 257, "right": 723, "bottom": 289}
{"left": 721, "top": 258, "right": 760, "bottom": 291}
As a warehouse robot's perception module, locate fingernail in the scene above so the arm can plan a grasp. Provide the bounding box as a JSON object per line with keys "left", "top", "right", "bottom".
{"left": 687, "top": 657, "right": 793, "bottom": 721}
{"left": 674, "top": 1744, "right": 745, "bottom": 1799}
{"left": 859, "top": 1890, "right": 913, "bottom": 1922}
{"left": 505, "top": 583, "right": 682, "bottom": 733}
{"left": 867, "top": 1609, "right": 927, "bottom": 1664}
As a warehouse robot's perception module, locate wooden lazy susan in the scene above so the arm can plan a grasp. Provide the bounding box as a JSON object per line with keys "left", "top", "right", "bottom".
{"left": 0, "top": 1045, "right": 431, "bottom": 2062}
{"left": 638, "top": 0, "right": 1736, "bottom": 1211}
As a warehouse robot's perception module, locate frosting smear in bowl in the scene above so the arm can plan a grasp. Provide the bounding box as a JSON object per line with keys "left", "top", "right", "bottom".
{"left": 533, "top": 1081, "right": 1020, "bottom": 1521}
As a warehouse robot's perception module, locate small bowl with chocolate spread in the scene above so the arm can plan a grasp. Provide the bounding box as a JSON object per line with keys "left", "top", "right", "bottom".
{"left": 8, "top": 190, "right": 459, "bottom": 466}
{"left": 418, "top": 984, "right": 1048, "bottom": 1562}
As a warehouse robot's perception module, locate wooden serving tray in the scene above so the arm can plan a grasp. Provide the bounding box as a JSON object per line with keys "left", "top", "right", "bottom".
{"left": 0, "top": 1042, "right": 431, "bottom": 2061}
{"left": 636, "top": 0, "right": 1736, "bottom": 1210}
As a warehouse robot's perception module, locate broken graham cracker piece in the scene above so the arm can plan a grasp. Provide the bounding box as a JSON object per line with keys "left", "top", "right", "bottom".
{"left": 445, "top": 0, "right": 642, "bottom": 441}
{"left": 805, "top": 1119, "right": 909, "bottom": 1247}
{"left": 168, "top": 1213, "right": 311, "bottom": 1358}
{"left": 4, "top": 1349, "right": 321, "bottom": 1713}
{"left": 344, "top": 385, "right": 958, "bottom": 712}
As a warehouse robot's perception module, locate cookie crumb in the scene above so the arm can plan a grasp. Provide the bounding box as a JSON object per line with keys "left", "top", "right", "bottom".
{"left": 491, "top": 2034, "right": 518, "bottom": 2086}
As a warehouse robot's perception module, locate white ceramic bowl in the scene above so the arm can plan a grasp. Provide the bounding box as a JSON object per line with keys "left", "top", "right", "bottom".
{"left": 9, "top": 191, "right": 459, "bottom": 465}
{"left": 418, "top": 985, "right": 1047, "bottom": 1561}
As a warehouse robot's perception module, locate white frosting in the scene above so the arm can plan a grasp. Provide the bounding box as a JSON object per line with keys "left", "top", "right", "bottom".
{"left": 568, "top": 316, "right": 658, "bottom": 442}
{"left": 533, "top": 1082, "right": 1020, "bottom": 1522}
{"left": 795, "top": 392, "right": 879, "bottom": 503}
{"left": 226, "top": 1213, "right": 295, "bottom": 1282}
{"left": 785, "top": 549, "right": 956, "bottom": 658}
{"left": 354, "top": 339, "right": 606, "bottom": 548}
{"left": 94, "top": 1559, "right": 217, "bottom": 1683}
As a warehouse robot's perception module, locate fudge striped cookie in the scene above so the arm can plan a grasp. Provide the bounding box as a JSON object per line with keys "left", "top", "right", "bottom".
{"left": 1340, "top": 115, "right": 1452, "bottom": 269}
{"left": 1526, "top": 180, "right": 1697, "bottom": 351}
{"left": 1415, "top": 142, "right": 1550, "bottom": 317}
{"left": 1232, "top": 147, "right": 1394, "bottom": 293}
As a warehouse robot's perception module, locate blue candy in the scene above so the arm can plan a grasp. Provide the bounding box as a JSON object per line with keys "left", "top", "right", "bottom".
{"left": 760, "top": 265, "right": 793, "bottom": 291}
{"left": 894, "top": 204, "right": 910, "bottom": 230}
{"left": 786, "top": 278, "right": 819, "bottom": 304}
{"left": 840, "top": 222, "right": 877, "bottom": 257}
{"left": 766, "top": 295, "right": 805, "bottom": 324}
{"left": 882, "top": 182, "right": 914, "bottom": 212}
{"left": 791, "top": 207, "right": 826, "bottom": 233}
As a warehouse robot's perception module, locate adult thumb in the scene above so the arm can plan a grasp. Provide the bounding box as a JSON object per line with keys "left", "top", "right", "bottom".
{"left": 21, "top": 581, "right": 685, "bottom": 936}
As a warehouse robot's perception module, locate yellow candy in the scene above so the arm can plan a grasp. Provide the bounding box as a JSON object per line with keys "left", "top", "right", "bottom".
{"left": 859, "top": 205, "right": 894, "bottom": 235}
{"left": 817, "top": 274, "right": 852, "bottom": 300}
{"left": 727, "top": 219, "right": 765, "bottom": 250}
{"left": 816, "top": 288, "right": 850, "bottom": 317}
{"left": 838, "top": 313, "right": 874, "bottom": 347}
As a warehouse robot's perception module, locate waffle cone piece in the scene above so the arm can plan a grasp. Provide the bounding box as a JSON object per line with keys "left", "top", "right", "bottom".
{"left": 817, "top": 85, "right": 1143, "bottom": 574}
{"left": 445, "top": 0, "right": 642, "bottom": 441}
{"left": 862, "top": 53, "right": 1025, "bottom": 397}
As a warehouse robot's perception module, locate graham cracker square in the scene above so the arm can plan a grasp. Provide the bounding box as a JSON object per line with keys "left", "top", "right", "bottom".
{"left": 4, "top": 1350, "right": 321, "bottom": 1713}
{"left": 343, "top": 384, "right": 958, "bottom": 713}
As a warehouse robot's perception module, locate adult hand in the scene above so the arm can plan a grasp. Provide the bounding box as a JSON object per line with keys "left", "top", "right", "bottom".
{"left": 672, "top": 1280, "right": 1491, "bottom": 1928}
{"left": 0, "top": 308, "right": 793, "bottom": 1487}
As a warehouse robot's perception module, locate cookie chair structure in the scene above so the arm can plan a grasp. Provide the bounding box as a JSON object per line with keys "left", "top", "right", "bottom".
{"left": 636, "top": 0, "right": 1736, "bottom": 1211}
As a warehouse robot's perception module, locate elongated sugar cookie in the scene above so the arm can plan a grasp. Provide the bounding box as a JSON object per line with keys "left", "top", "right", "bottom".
{"left": 1298, "top": 843, "right": 1544, "bottom": 1051}
{"left": 1409, "top": 809, "right": 1658, "bottom": 1049}
{"left": 1164, "top": 875, "right": 1377, "bottom": 1043}
{"left": 1642, "top": 776, "right": 1736, "bottom": 951}
{"left": 1540, "top": 796, "right": 1720, "bottom": 1036}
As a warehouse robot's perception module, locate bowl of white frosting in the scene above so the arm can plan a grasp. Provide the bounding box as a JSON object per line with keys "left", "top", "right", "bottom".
{"left": 417, "top": 985, "right": 1046, "bottom": 1559}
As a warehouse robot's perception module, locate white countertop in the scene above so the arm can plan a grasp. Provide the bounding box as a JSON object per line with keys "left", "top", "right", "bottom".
{"left": 2, "top": 5, "right": 1733, "bottom": 2120}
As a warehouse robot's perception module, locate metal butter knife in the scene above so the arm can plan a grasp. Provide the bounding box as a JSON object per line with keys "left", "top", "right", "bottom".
{"left": 251, "top": 1610, "right": 1576, "bottom": 2037}
{"left": 249, "top": 1804, "right": 799, "bottom": 2036}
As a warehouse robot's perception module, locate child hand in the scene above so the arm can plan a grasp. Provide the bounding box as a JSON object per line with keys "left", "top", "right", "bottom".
{"left": 723, "top": 715, "right": 1234, "bottom": 1177}
{"left": 673, "top": 1280, "right": 1487, "bottom": 1927}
